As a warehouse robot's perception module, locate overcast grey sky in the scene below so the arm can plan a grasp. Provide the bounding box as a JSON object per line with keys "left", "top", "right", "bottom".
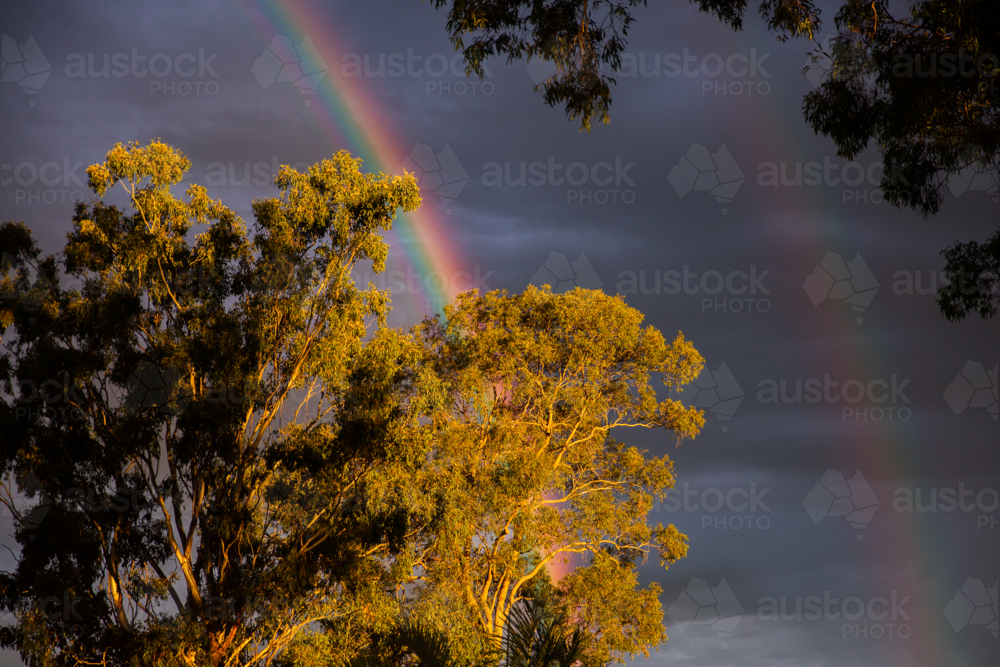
{"left": 2, "top": 0, "right": 997, "bottom": 665}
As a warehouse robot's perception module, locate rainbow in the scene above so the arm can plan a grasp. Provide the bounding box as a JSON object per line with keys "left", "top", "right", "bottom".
{"left": 232, "top": 0, "right": 467, "bottom": 321}
{"left": 227, "top": 3, "right": 968, "bottom": 663}
{"left": 234, "top": 0, "right": 582, "bottom": 589}
{"left": 230, "top": 0, "right": 583, "bottom": 600}
{"left": 688, "top": 22, "right": 958, "bottom": 667}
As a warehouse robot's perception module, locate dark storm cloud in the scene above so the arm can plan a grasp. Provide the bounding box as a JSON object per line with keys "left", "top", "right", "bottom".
{"left": 2, "top": 1, "right": 996, "bottom": 666}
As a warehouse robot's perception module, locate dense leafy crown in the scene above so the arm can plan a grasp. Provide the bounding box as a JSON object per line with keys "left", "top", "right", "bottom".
{"left": 1, "top": 142, "right": 705, "bottom": 667}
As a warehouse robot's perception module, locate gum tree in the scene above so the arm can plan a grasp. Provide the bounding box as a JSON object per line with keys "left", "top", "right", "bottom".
{"left": 376, "top": 286, "right": 705, "bottom": 665}
{"left": 0, "top": 141, "right": 423, "bottom": 667}
{"left": 1, "top": 141, "right": 708, "bottom": 667}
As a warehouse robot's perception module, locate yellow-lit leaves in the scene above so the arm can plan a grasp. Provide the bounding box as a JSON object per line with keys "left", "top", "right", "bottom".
{"left": 263, "top": 152, "right": 420, "bottom": 275}
{"left": 400, "top": 286, "right": 705, "bottom": 657}
{"left": 556, "top": 552, "right": 668, "bottom": 663}
{"left": 652, "top": 523, "right": 689, "bottom": 567}
{"left": 429, "top": 285, "right": 706, "bottom": 437}
{"left": 88, "top": 140, "right": 191, "bottom": 195}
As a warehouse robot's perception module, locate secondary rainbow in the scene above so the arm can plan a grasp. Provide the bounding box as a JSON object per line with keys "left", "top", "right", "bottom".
{"left": 227, "top": 4, "right": 969, "bottom": 664}
{"left": 703, "top": 22, "right": 959, "bottom": 667}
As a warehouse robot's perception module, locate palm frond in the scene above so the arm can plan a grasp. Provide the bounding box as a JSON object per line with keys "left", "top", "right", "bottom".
{"left": 500, "top": 598, "right": 590, "bottom": 667}
{"left": 389, "top": 617, "right": 456, "bottom": 667}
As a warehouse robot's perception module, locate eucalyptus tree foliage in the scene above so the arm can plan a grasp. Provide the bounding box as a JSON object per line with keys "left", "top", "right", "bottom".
{"left": 1, "top": 141, "right": 709, "bottom": 667}
{"left": 427, "top": 0, "right": 820, "bottom": 129}
{"left": 802, "top": 0, "right": 999, "bottom": 320}
{"left": 380, "top": 287, "right": 705, "bottom": 665}
{"left": 0, "top": 141, "right": 423, "bottom": 667}
{"left": 428, "top": 0, "right": 999, "bottom": 319}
